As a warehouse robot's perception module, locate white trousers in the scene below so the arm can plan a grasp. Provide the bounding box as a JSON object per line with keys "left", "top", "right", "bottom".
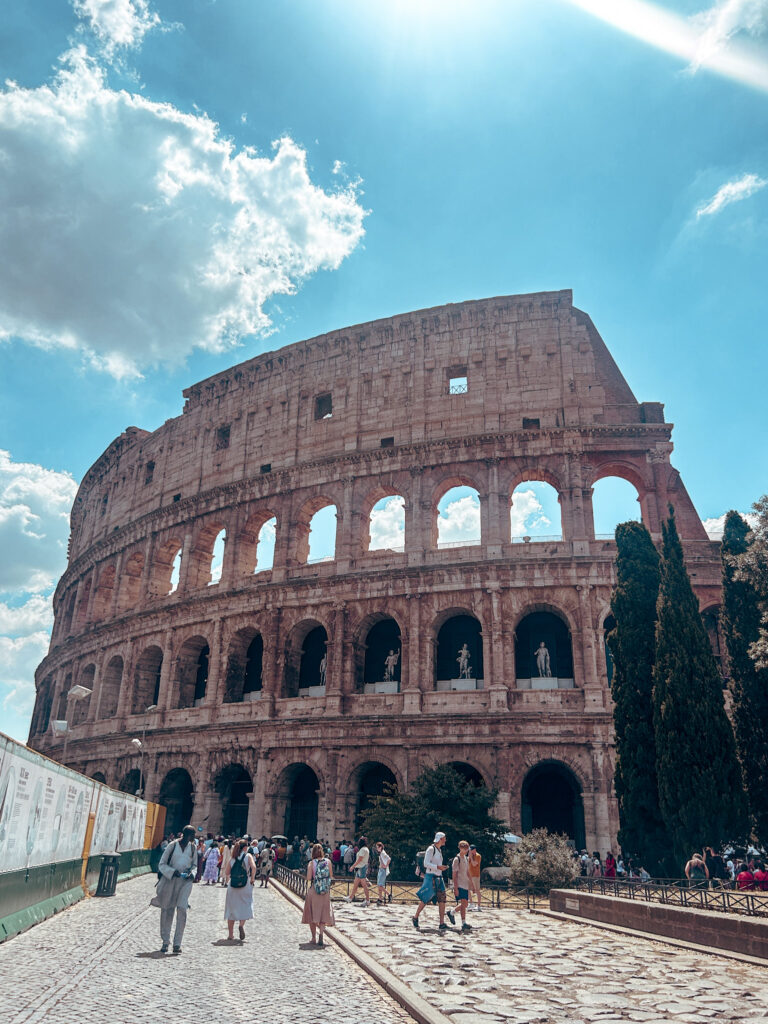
{"left": 160, "top": 906, "right": 187, "bottom": 946}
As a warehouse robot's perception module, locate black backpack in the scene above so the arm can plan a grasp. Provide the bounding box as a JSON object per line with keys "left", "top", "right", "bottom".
{"left": 230, "top": 854, "right": 248, "bottom": 888}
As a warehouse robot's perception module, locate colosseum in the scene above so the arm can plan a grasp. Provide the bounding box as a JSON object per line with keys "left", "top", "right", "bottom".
{"left": 28, "top": 289, "right": 722, "bottom": 852}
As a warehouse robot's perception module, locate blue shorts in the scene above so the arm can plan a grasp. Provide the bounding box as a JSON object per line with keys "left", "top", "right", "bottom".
{"left": 377, "top": 868, "right": 387, "bottom": 887}
{"left": 355, "top": 866, "right": 368, "bottom": 880}
{"left": 456, "top": 887, "right": 469, "bottom": 902}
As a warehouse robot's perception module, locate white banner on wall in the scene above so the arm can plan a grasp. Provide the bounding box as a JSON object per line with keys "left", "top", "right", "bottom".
{"left": 0, "top": 733, "right": 147, "bottom": 874}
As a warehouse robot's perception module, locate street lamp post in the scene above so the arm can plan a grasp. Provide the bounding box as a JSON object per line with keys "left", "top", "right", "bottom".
{"left": 131, "top": 703, "right": 158, "bottom": 797}
{"left": 61, "top": 684, "right": 92, "bottom": 766}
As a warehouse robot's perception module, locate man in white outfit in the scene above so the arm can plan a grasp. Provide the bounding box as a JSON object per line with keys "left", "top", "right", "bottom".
{"left": 412, "top": 831, "right": 456, "bottom": 931}
{"left": 155, "top": 824, "right": 199, "bottom": 953}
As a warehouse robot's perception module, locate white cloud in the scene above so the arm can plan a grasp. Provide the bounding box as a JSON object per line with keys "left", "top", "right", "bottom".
{"left": 510, "top": 488, "right": 552, "bottom": 537}
{"left": 437, "top": 495, "right": 481, "bottom": 546}
{"left": 370, "top": 496, "right": 405, "bottom": 551}
{"left": 690, "top": 0, "right": 768, "bottom": 71}
{"left": 696, "top": 173, "right": 768, "bottom": 217}
{"left": 73, "top": 0, "right": 161, "bottom": 57}
{"left": 0, "top": 48, "right": 367, "bottom": 378}
{"left": 0, "top": 595, "right": 54, "bottom": 636}
{"left": 0, "top": 451, "right": 77, "bottom": 592}
{"left": 0, "top": 631, "right": 50, "bottom": 722}
{"left": 702, "top": 511, "right": 759, "bottom": 538}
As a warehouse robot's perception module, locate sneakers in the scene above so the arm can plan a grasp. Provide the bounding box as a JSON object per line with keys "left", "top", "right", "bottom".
{"left": 446, "top": 909, "right": 456, "bottom": 926}
{"left": 363, "top": 901, "right": 370, "bottom": 907}
{"left": 344, "top": 896, "right": 353, "bottom": 903}
{"left": 412, "top": 916, "right": 420, "bottom": 929}
{"left": 461, "top": 922, "right": 472, "bottom": 932}
{"left": 172, "top": 945, "right": 182, "bottom": 954}
{"left": 438, "top": 923, "right": 448, "bottom": 931}
{"left": 160, "top": 943, "right": 169, "bottom": 953}
{"left": 318, "top": 934, "right": 324, "bottom": 946}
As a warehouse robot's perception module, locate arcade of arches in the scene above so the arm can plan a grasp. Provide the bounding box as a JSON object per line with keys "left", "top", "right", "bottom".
{"left": 142, "top": 755, "right": 596, "bottom": 853}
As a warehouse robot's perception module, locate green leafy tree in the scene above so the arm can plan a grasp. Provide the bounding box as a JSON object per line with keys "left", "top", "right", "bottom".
{"left": 359, "top": 763, "right": 506, "bottom": 879}
{"left": 504, "top": 828, "right": 579, "bottom": 891}
{"left": 721, "top": 509, "right": 768, "bottom": 844}
{"left": 653, "top": 506, "right": 747, "bottom": 867}
{"left": 607, "top": 521, "right": 672, "bottom": 874}
{"left": 733, "top": 495, "right": 768, "bottom": 670}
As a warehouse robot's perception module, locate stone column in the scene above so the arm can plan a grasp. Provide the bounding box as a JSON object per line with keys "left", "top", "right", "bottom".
{"left": 270, "top": 492, "right": 295, "bottom": 581}
{"left": 84, "top": 569, "right": 98, "bottom": 626}
{"left": 115, "top": 646, "right": 135, "bottom": 720}
{"left": 405, "top": 468, "right": 427, "bottom": 566}
{"left": 138, "top": 533, "right": 155, "bottom": 602}
{"left": 484, "top": 459, "right": 505, "bottom": 557}
{"left": 86, "top": 661, "right": 102, "bottom": 722}
{"left": 403, "top": 593, "right": 423, "bottom": 713}
{"left": 259, "top": 608, "right": 281, "bottom": 715}
{"left": 157, "top": 629, "right": 177, "bottom": 711}
{"left": 203, "top": 618, "right": 224, "bottom": 706}
{"left": 335, "top": 478, "right": 355, "bottom": 572}
{"left": 68, "top": 579, "right": 83, "bottom": 638}
{"left": 108, "top": 552, "right": 123, "bottom": 619}
{"left": 485, "top": 584, "right": 509, "bottom": 711}
{"left": 178, "top": 529, "right": 194, "bottom": 592}
{"left": 325, "top": 603, "right": 346, "bottom": 716}
{"left": 248, "top": 754, "right": 269, "bottom": 837}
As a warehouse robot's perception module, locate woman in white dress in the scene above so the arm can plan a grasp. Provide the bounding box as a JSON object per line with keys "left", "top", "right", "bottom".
{"left": 223, "top": 838, "right": 257, "bottom": 941}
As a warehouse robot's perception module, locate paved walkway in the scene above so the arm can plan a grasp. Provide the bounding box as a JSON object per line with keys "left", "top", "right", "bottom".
{"left": 333, "top": 899, "right": 768, "bottom": 1024}
{"left": 0, "top": 875, "right": 412, "bottom": 1024}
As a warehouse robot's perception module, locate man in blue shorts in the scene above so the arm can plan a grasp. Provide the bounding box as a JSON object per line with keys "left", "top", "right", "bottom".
{"left": 345, "top": 835, "right": 371, "bottom": 906}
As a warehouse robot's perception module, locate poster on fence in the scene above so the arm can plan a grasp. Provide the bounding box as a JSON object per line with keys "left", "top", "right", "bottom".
{"left": 89, "top": 785, "right": 147, "bottom": 856}
{"left": 0, "top": 734, "right": 93, "bottom": 873}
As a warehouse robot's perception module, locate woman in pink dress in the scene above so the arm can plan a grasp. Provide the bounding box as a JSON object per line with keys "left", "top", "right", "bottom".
{"left": 301, "top": 843, "right": 335, "bottom": 945}
{"left": 202, "top": 843, "right": 220, "bottom": 884}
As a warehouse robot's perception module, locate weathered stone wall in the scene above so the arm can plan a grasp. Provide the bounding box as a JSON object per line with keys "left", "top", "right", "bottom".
{"left": 29, "top": 290, "right": 721, "bottom": 852}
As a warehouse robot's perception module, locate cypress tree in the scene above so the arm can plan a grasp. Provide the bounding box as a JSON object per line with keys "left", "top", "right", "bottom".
{"left": 653, "top": 506, "right": 747, "bottom": 868}
{"left": 721, "top": 510, "right": 768, "bottom": 844}
{"left": 607, "top": 521, "right": 671, "bottom": 873}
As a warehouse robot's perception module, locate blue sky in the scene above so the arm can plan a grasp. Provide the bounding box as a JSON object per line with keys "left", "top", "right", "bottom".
{"left": 1, "top": 0, "right": 767, "bottom": 742}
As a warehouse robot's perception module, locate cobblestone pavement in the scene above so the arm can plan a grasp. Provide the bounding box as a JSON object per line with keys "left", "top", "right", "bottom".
{"left": 0, "top": 875, "right": 414, "bottom": 1024}
{"left": 333, "top": 899, "right": 768, "bottom": 1024}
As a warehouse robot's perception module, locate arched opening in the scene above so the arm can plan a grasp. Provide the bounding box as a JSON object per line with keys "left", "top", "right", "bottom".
{"left": 91, "top": 563, "right": 116, "bottom": 621}
{"left": 255, "top": 517, "right": 276, "bottom": 572}
{"left": 238, "top": 512, "right": 277, "bottom": 574}
{"left": 98, "top": 655, "right": 123, "bottom": 719}
{"left": 521, "top": 762, "right": 585, "bottom": 849}
{"left": 362, "top": 618, "right": 402, "bottom": 693}
{"left": 435, "top": 613, "right": 484, "bottom": 690}
{"left": 150, "top": 538, "right": 183, "bottom": 598}
{"left": 280, "top": 764, "right": 319, "bottom": 840}
{"left": 515, "top": 610, "right": 574, "bottom": 689}
{"left": 132, "top": 645, "right": 163, "bottom": 714}
{"left": 368, "top": 495, "right": 405, "bottom": 552}
{"left": 307, "top": 505, "right": 337, "bottom": 563}
{"left": 510, "top": 480, "right": 562, "bottom": 542}
{"left": 158, "top": 768, "right": 194, "bottom": 836}
{"left": 592, "top": 476, "right": 642, "bottom": 538}
{"left": 447, "top": 762, "right": 485, "bottom": 787}
{"left": 208, "top": 528, "right": 226, "bottom": 586}
{"left": 32, "top": 677, "right": 53, "bottom": 736}
{"left": 91, "top": 771, "right": 107, "bottom": 784}
{"left": 74, "top": 576, "right": 93, "bottom": 632}
{"left": 354, "top": 762, "right": 397, "bottom": 832}
{"left": 283, "top": 622, "right": 328, "bottom": 697}
{"left": 223, "top": 628, "right": 263, "bottom": 703}
{"left": 116, "top": 551, "right": 144, "bottom": 613}
{"left": 702, "top": 606, "right": 726, "bottom": 685}
{"left": 175, "top": 636, "right": 209, "bottom": 709}
{"left": 60, "top": 590, "right": 77, "bottom": 638}
{"left": 603, "top": 614, "right": 616, "bottom": 686}
{"left": 216, "top": 764, "right": 252, "bottom": 837}
{"left": 436, "top": 485, "right": 481, "bottom": 549}
{"left": 56, "top": 674, "right": 72, "bottom": 722}
{"left": 71, "top": 665, "right": 95, "bottom": 725}
{"left": 118, "top": 768, "right": 142, "bottom": 795}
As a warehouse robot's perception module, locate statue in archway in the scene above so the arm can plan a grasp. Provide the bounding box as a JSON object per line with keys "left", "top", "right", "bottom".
{"left": 319, "top": 653, "right": 327, "bottom": 686}
{"left": 535, "top": 641, "right": 552, "bottom": 677}
{"left": 383, "top": 648, "right": 400, "bottom": 682}
{"left": 457, "top": 643, "right": 471, "bottom": 679}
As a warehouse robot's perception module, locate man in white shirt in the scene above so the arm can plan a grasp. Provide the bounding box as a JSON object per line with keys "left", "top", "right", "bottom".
{"left": 155, "top": 824, "right": 199, "bottom": 953}
{"left": 345, "top": 836, "right": 371, "bottom": 906}
{"left": 412, "top": 831, "right": 456, "bottom": 931}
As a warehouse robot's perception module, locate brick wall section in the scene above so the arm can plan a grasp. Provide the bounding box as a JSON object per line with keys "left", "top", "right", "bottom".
{"left": 549, "top": 890, "right": 768, "bottom": 960}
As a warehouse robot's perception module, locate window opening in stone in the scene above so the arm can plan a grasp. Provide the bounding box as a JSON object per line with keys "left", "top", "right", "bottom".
{"left": 118, "top": 769, "right": 142, "bottom": 795}
{"left": 101, "top": 494, "right": 108, "bottom": 516}
{"left": 436, "top": 486, "right": 480, "bottom": 548}
{"left": 298, "top": 626, "right": 328, "bottom": 695}
{"left": 435, "top": 614, "right": 483, "bottom": 691}
{"left": 446, "top": 762, "right": 485, "bottom": 787}
{"left": 521, "top": 763, "right": 585, "bottom": 849}
{"left": 72, "top": 666, "right": 95, "bottom": 725}
{"left": 355, "top": 763, "right": 397, "bottom": 832}
{"left": 208, "top": 528, "right": 226, "bottom": 585}
{"left": 98, "top": 655, "right": 123, "bottom": 719}
{"left": 448, "top": 375, "right": 468, "bottom": 395}
{"left": 169, "top": 548, "right": 182, "bottom": 594}
{"left": 362, "top": 618, "right": 402, "bottom": 693}
{"left": 132, "top": 646, "right": 163, "bottom": 713}
{"left": 510, "top": 481, "right": 562, "bottom": 543}
{"left": 368, "top": 495, "right": 405, "bottom": 552}
{"left": 144, "top": 461, "right": 155, "bottom": 485}
{"left": 522, "top": 417, "right": 540, "bottom": 430}
{"left": 314, "top": 393, "right": 332, "bottom": 420}
{"left": 224, "top": 629, "right": 263, "bottom": 703}
{"left": 216, "top": 764, "right": 252, "bottom": 836}
{"left": 215, "top": 425, "right": 231, "bottom": 450}
{"left": 282, "top": 765, "right": 319, "bottom": 839}
{"left": 173, "top": 493, "right": 181, "bottom": 503}
{"left": 175, "top": 636, "right": 209, "bottom": 708}
{"left": 260, "top": 463, "right": 272, "bottom": 474}
{"left": 193, "top": 645, "right": 210, "bottom": 706}
{"left": 307, "top": 505, "right": 336, "bottom": 563}
{"left": 592, "top": 476, "right": 641, "bottom": 538}
{"left": 255, "top": 517, "right": 276, "bottom": 573}
{"left": 515, "top": 611, "right": 574, "bottom": 690}
{"left": 380, "top": 436, "right": 394, "bottom": 448}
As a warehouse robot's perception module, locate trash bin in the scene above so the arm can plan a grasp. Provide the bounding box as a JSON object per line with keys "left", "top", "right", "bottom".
{"left": 95, "top": 855, "right": 120, "bottom": 897}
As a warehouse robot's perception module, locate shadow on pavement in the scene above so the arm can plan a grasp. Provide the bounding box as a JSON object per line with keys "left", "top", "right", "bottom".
{"left": 212, "top": 938, "right": 242, "bottom": 946}
{"left": 136, "top": 951, "right": 173, "bottom": 959}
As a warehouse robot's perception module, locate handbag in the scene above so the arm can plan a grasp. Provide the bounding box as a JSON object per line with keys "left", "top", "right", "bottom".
{"left": 416, "top": 873, "right": 436, "bottom": 904}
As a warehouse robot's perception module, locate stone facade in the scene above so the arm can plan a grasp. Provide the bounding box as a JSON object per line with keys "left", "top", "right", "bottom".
{"left": 29, "top": 290, "right": 721, "bottom": 851}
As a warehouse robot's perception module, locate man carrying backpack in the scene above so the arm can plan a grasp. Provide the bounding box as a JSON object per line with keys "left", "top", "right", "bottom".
{"left": 152, "top": 824, "right": 199, "bottom": 954}
{"left": 412, "top": 831, "right": 456, "bottom": 931}
{"left": 302, "top": 842, "right": 335, "bottom": 945}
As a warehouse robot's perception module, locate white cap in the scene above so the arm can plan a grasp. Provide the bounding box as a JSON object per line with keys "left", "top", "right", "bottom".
{"left": 434, "top": 831, "right": 446, "bottom": 843}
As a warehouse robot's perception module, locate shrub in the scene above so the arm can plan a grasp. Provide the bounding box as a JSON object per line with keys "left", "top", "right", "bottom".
{"left": 504, "top": 829, "right": 578, "bottom": 891}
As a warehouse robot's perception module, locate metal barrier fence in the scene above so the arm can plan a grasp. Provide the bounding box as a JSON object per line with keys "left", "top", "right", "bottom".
{"left": 274, "top": 865, "right": 539, "bottom": 909}
{"left": 574, "top": 877, "right": 768, "bottom": 918}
